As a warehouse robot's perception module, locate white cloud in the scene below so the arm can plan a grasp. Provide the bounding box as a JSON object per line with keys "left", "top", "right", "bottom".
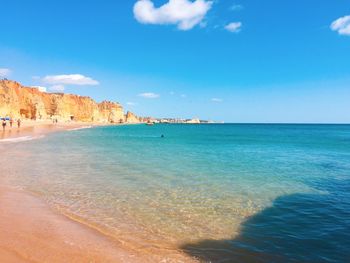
{"left": 50, "top": 85, "right": 65, "bottom": 92}
{"left": 32, "top": 86, "right": 47, "bottom": 92}
{"left": 127, "top": 102, "right": 137, "bottom": 106}
{"left": 169, "top": 91, "right": 175, "bottom": 95}
{"left": 133, "top": 0, "right": 213, "bottom": 30}
{"left": 225, "top": 22, "right": 242, "bottom": 33}
{"left": 211, "top": 98, "right": 223, "bottom": 102}
{"left": 0, "top": 68, "right": 11, "bottom": 77}
{"left": 138, "top": 92, "right": 160, "bottom": 99}
{"left": 43, "top": 74, "right": 99, "bottom": 86}
{"left": 331, "top": 15, "right": 350, "bottom": 36}
{"left": 230, "top": 4, "right": 243, "bottom": 11}
{"left": 180, "top": 94, "right": 187, "bottom": 98}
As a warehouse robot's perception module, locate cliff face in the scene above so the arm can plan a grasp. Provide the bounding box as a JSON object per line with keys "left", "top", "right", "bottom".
{"left": 0, "top": 80, "right": 139, "bottom": 123}
{"left": 125, "top": 111, "right": 140, "bottom": 123}
{"left": 98, "top": 101, "right": 125, "bottom": 123}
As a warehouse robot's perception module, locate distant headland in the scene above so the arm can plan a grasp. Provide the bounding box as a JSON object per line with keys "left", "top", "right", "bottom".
{"left": 0, "top": 79, "right": 214, "bottom": 124}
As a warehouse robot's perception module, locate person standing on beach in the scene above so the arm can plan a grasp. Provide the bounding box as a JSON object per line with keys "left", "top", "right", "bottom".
{"left": 2, "top": 119, "right": 6, "bottom": 131}
{"left": 17, "top": 118, "right": 21, "bottom": 128}
{"left": 9, "top": 118, "right": 13, "bottom": 128}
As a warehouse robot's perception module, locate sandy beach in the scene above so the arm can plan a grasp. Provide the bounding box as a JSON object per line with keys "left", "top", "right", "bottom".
{"left": 1, "top": 1, "right": 348, "bottom": 261}
{"left": 0, "top": 121, "right": 134, "bottom": 262}
{"left": 0, "top": 186, "right": 145, "bottom": 263}
{"left": 0, "top": 121, "right": 195, "bottom": 263}
{"left": 0, "top": 120, "right": 96, "bottom": 141}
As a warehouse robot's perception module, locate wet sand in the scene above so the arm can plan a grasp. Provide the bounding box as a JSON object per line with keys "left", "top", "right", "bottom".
{"left": 0, "top": 120, "right": 94, "bottom": 141}
{"left": 0, "top": 186, "right": 195, "bottom": 262}
{"left": 0, "top": 121, "right": 136, "bottom": 262}
{"left": 0, "top": 186, "right": 143, "bottom": 263}
{"left": 0, "top": 121, "right": 196, "bottom": 262}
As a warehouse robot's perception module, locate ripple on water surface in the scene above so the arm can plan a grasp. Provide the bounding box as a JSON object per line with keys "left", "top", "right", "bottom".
{"left": 1, "top": 124, "right": 350, "bottom": 262}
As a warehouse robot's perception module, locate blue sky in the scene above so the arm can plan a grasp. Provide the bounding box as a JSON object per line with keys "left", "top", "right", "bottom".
{"left": 0, "top": 0, "right": 349, "bottom": 123}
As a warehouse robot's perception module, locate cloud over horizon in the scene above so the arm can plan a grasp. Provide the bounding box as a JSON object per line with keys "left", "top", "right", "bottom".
{"left": 138, "top": 92, "right": 160, "bottom": 98}
{"left": 331, "top": 15, "right": 350, "bottom": 35}
{"left": 32, "top": 86, "right": 47, "bottom": 92}
{"left": 133, "top": 0, "right": 213, "bottom": 30}
{"left": 0, "top": 68, "right": 11, "bottom": 77}
{"left": 50, "top": 85, "right": 65, "bottom": 92}
{"left": 43, "top": 74, "right": 99, "bottom": 86}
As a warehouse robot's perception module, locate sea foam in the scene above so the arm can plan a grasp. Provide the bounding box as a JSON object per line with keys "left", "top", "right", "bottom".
{"left": 0, "top": 135, "right": 44, "bottom": 143}
{"left": 67, "top": 126, "right": 93, "bottom": 131}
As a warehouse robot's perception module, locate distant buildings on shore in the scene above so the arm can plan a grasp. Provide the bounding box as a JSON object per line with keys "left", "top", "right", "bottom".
{"left": 140, "top": 117, "right": 221, "bottom": 124}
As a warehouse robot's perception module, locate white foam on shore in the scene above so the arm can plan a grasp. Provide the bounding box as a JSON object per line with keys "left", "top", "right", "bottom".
{"left": 68, "top": 126, "right": 93, "bottom": 131}
{"left": 0, "top": 135, "right": 45, "bottom": 143}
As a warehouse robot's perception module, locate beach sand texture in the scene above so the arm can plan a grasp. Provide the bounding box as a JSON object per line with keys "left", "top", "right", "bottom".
{"left": 0, "top": 187, "right": 142, "bottom": 263}
{"left": 0, "top": 121, "right": 195, "bottom": 263}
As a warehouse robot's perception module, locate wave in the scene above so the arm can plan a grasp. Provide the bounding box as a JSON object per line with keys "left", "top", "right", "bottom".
{"left": 68, "top": 126, "right": 93, "bottom": 131}
{"left": 0, "top": 135, "right": 44, "bottom": 143}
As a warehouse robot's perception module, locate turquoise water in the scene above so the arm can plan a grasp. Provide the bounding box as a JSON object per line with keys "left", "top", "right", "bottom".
{"left": 2, "top": 124, "right": 350, "bottom": 262}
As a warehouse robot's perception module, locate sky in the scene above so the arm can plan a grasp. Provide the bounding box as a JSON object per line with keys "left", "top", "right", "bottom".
{"left": 0, "top": 0, "right": 349, "bottom": 123}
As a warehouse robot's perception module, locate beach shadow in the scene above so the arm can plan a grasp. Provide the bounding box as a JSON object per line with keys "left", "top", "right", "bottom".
{"left": 180, "top": 191, "right": 350, "bottom": 263}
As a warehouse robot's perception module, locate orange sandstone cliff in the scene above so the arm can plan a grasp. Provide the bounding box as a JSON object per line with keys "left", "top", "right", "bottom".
{"left": 125, "top": 111, "right": 141, "bottom": 123}
{"left": 0, "top": 80, "right": 140, "bottom": 123}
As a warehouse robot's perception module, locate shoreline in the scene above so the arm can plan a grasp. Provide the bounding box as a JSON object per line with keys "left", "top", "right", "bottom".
{"left": 0, "top": 186, "right": 145, "bottom": 262}
{"left": 0, "top": 186, "right": 195, "bottom": 262}
{"left": 0, "top": 119, "right": 141, "bottom": 143}
{"left": 0, "top": 119, "right": 107, "bottom": 141}
{"left": 0, "top": 121, "right": 196, "bottom": 262}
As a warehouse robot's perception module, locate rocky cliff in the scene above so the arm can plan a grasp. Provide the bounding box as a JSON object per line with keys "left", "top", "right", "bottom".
{"left": 125, "top": 111, "right": 141, "bottom": 123}
{"left": 0, "top": 80, "right": 140, "bottom": 123}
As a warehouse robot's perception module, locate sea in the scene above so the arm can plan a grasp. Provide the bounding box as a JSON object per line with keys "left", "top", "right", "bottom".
{"left": 1, "top": 124, "right": 350, "bottom": 262}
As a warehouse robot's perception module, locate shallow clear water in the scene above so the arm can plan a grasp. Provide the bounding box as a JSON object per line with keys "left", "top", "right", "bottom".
{"left": 2, "top": 124, "right": 350, "bottom": 262}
